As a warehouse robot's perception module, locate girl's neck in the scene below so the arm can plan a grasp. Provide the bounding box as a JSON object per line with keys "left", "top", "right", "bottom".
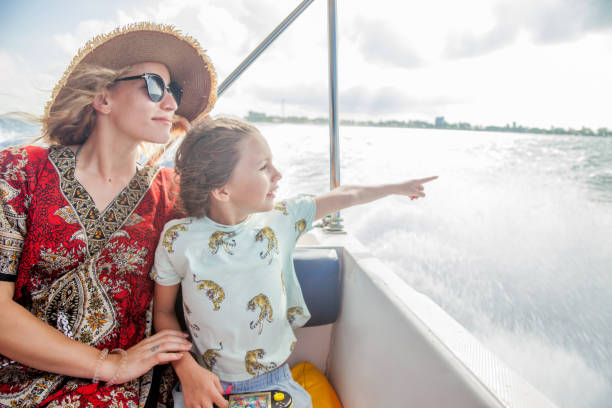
{"left": 206, "top": 201, "right": 251, "bottom": 226}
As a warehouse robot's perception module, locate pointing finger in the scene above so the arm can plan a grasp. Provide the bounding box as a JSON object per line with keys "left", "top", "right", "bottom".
{"left": 416, "top": 176, "right": 438, "bottom": 184}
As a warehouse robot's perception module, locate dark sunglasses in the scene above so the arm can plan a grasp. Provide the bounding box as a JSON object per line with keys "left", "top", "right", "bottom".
{"left": 114, "top": 73, "right": 183, "bottom": 106}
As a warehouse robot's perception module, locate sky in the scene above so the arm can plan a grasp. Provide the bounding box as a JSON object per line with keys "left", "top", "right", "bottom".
{"left": 1, "top": 0, "right": 612, "bottom": 130}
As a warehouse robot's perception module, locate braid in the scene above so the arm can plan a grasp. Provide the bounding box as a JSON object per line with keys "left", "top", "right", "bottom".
{"left": 174, "top": 118, "right": 258, "bottom": 218}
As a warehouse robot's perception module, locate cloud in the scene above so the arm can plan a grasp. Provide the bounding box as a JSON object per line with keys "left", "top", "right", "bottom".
{"left": 526, "top": 0, "right": 591, "bottom": 44}
{"left": 350, "top": 18, "right": 423, "bottom": 68}
{"left": 445, "top": 20, "right": 518, "bottom": 59}
{"left": 2, "top": 0, "right": 611, "bottom": 129}
{"left": 46, "top": 1, "right": 265, "bottom": 79}
{"left": 583, "top": 0, "right": 612, "bottom": 31}
{"left": 339, "top": 86, "right": 462, "bottom": 116}
{"left": 0, "top": 51, "right": 51, "bottom": 115}
{"left": 248, "top": 82, "right": 462, "bottom": 118}
{"left": 230, "top": 0, "right": 290, "bottom": 47}
{"left": 444, "top": 0, "right": 612, "bottom": 60}
{"left": 341, "top": 86, "right": 413, "bottom": 114}
{"left": 53, "top": 20, "right": 117, "bottom": 56}
{"left": 250, "top": 83, "right": 327, "bottom": 112}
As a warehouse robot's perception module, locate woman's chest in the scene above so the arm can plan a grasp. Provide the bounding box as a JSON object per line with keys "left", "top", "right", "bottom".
{"left": 20, "top": 169, "right": 164, "bottom": 284}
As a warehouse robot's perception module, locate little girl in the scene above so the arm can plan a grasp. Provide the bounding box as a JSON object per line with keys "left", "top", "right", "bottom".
{"left": 152, "top": 118, "right": 437, "bottom": 408}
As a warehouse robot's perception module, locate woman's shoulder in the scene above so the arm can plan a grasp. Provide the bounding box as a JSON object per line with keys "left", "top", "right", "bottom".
{"left": 147, "top": 166, "right": 177, "bottom": 189}
{"left": 1, "top": 144, "right": 50, "bottom": 160}
{"left": 148, "top": 165, "right": 180, "bottom": 199}
{"left": 137, "top": 165, "right": 187, "bottom": 221}
{"left": 155, "top": 165, "right": 176, "bottom": 179}
{"left": 0, "top": 145, "right": 52, "bottom": 180}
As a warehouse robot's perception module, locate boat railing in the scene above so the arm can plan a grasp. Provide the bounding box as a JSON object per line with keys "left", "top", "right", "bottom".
{"left": 217, "top": 0, "right": 345, "bottom": 233}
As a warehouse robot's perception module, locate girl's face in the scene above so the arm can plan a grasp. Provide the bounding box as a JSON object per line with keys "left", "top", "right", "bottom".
{"left": 105, "top": 62, "right": 178, "bottom": 145}
{"left": 224, "top": 133, "right": 282, "bottom": 217}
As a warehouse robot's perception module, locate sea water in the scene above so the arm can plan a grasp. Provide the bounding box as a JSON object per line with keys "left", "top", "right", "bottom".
{"left": 259, "top": 124, "right": 612, "bottom": 408}
{"left": 1, "top": 122, "right": 610, "bottom": 407}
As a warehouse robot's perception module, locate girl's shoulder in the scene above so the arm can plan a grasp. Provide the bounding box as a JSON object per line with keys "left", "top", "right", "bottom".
{"left": 157, "top": 217, "right": 197, "bottom": 256}
{"left": 161, "top": 216, "right": 196, "bottom": 234}
{"left": 270, "top": 195, "right": 316, "bottom": 219}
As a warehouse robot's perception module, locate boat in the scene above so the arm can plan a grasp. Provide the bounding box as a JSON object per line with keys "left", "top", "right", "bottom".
{"left": 174, "top": 1, "right": 561, "bottom": 406}
{"left": 290, "top": 230, "right": 557, "bottom": 407}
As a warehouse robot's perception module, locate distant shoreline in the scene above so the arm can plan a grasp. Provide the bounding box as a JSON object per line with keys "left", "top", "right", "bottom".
{"left": 1, "top": 113, "right": 610, "bottom": 138}
{"left": 245, "top": 111, "right": 612, "bottom": 137}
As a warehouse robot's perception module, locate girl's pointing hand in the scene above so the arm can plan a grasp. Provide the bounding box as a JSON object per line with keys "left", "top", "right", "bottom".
{"left": 397, "top": 176, "right": 438, "bottom": 200}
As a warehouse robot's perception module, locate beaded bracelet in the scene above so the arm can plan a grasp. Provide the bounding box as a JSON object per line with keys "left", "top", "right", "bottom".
{"left": 92, "top": 348, "right": 109, "bottom": 383}
{"left": 106, "top": 348, "right": 128, "bottom": 386}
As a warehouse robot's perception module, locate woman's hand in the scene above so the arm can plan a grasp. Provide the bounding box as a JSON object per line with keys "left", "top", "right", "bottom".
{"left": 100, "top": 329, "right": 192, "bottom": 384}
{"left": 175, "top": 355, "right": 229, "bottom": 408}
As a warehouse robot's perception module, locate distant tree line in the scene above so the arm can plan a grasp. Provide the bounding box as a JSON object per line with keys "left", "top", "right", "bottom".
{"left": 245, "top": 111, "right": 611, "bottom": 137}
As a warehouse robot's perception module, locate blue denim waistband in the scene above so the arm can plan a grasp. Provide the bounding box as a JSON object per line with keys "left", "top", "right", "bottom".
{"left": 224, "top": 364, "right": 291, "bottom": 393}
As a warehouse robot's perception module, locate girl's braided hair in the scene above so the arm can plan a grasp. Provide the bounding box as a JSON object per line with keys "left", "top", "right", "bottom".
{"left": 174, "top": 117, "right": 259, "bottom": 218}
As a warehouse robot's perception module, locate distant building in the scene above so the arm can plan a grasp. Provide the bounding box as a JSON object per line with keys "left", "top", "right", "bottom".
{"left": 435, "top": 116, "right": 446, "bottom": 128}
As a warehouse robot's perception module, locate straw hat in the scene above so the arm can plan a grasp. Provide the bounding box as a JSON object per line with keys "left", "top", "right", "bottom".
{"left": 44, "top": 22, "right": 217, "bottom": 125}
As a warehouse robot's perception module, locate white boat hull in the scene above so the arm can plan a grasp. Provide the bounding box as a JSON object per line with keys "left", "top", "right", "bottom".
{"left": 290, "top": 229, "right": 557, "bottom": 408}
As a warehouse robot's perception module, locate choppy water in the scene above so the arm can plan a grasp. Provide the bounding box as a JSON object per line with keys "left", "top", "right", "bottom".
{"left": 1, "top": 123, "right": 610, "bottom": 407}
{"left": 260, "top": 124, "right": 612, "bottom": 408}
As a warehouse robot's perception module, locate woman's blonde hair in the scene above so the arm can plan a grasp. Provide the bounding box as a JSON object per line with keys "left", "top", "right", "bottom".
{"left": 42, "top": 64, "right": 130, "bottom": 146}
{"left": 30, "top": 63, "right": 188, "bottom": 163}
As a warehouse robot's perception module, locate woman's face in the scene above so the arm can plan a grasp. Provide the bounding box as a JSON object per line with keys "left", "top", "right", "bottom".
{"left": 105, "top": 62, "right": 178, "bottom": 145}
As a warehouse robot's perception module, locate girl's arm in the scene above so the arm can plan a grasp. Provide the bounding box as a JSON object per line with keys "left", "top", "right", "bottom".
{"left": 0, "top": 281, "right": 191, "bottom": 383}
{"left": 154, "top": 283, "right": 228, "bottom": 408}
{"left": 153, "top": 283, "right": 185, "bottom": 334}
{"left": 314, "top": 176, "right": 438, "bottom": 220}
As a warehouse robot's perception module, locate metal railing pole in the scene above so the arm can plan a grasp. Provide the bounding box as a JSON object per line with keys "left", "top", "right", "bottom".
{"left": 218, "top": 0, "right": 315, "bottom": 96}
{"left": 325, "top": 0, "right": 344, "bottom": 232}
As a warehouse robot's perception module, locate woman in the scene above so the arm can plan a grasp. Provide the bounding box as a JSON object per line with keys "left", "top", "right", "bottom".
{"left": 0, "top": 23, "right": 217, "bottom": 407}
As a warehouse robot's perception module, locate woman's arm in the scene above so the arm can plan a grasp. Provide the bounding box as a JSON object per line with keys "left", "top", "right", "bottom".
{"left": 314, "top": 176, "right": 438, "bottom": 220}
{"left": 154, "top": 283, "right": 228, "bottom": 408}
{"left": 0, "top": 281, "right": 192, "bottom": 383}
{"left": 0, "top": 281, "right": 108, "bottom": 379}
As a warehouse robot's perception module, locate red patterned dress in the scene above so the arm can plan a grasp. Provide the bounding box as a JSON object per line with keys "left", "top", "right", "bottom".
{"left": 0, "top": 145, "right": 181, "bottom": 407}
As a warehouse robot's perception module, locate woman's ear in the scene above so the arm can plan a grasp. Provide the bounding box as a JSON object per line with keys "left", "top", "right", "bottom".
{"left": 210, "top": 186, "right": 230, "bottom": 202}
{"left": 92, "top": 89, "right": 112, "bottom": 114}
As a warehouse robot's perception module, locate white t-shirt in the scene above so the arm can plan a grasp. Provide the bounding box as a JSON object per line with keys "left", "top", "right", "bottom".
{"left": 152, "top": 196, "right": 315, "bottom": 381}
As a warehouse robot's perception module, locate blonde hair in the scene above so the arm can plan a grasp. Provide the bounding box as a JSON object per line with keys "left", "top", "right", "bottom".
{"left": 42, "top": 64, "right": 130, "bottom": 146}
{"left": 174, "top": 118, "right": 260, "bottom": 218}
{"left": 25, "top": 63, "right": 188, "bottom": 163}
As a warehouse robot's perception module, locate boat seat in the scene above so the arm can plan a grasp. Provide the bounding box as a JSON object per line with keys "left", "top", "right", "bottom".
{"left": 174, "top": 247, "right": 341, "bottom": 329}
{"left": 294, "top": 247, "right": 341, "bottom": 327}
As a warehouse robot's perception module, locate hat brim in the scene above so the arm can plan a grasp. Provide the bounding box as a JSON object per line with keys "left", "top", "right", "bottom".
{"left": 46, "top": 23, "right": 217, "bottom": 124}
